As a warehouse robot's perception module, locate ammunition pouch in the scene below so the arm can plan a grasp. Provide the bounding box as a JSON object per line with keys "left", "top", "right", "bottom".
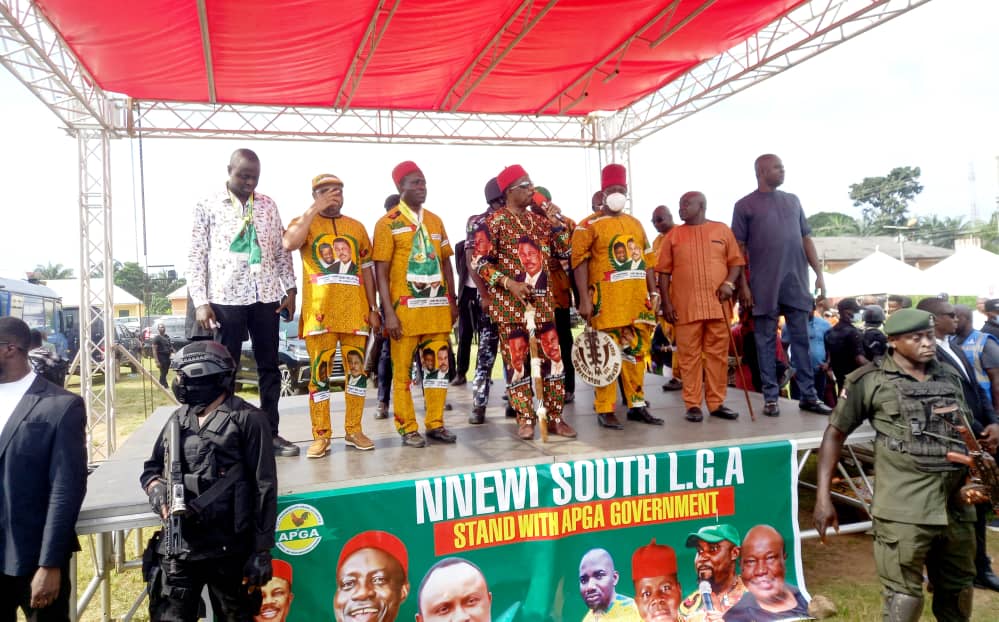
{"left": 875, "top": 379, "right": 967, "bottom": 472}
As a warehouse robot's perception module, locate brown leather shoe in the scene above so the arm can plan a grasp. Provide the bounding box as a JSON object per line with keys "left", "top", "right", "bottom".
{"left": 517, "top": 418, "right": 536, "bottom": 440}
{"left": 548, "top": 417, "right": 577, "bottom": 438}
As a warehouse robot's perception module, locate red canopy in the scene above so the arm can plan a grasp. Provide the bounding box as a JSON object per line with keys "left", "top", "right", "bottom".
{"left": 36, "top": 0, "right": 803, "bottom": 115}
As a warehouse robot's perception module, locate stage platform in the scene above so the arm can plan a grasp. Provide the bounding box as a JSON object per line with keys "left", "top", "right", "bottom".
{"left": 77, "top": 376, "right": 873, "bottom": 535}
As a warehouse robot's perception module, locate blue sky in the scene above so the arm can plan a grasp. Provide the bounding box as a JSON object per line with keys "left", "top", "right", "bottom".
{"left": 1, "top": 0, "right": 996, "bottom": 280}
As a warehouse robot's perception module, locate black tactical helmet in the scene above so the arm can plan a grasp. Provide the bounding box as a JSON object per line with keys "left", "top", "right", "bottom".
{"left": 863, "top": 304, "right": 886, "bottom": 325}
{"left": 170, "top": 341, "right": 235, "bottom": 377}
{"left": 170, "top": 342, "right": 235, "bottom": 405}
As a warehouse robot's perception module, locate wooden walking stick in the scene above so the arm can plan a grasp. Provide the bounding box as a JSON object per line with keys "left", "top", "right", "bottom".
{"left": 725, "top": 299, "right": 756, "bottom": 421}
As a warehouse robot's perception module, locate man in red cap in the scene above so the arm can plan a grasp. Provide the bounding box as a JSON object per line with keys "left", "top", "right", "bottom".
{"left": 572, "top": 164, "right": 662, "bottom": 429}
{"left": 476, "top": 164, "right": 576, "bottom": 439}
{"left": 255, "top": 560, "right": 294, "bottom": 622}
{"left": 334, "top": 530, "right": 410, "bottom": 622}
{"left": 631, "top": 539, "right": 682, "bottom": 622}
{"left": 373, "top": 162, "right": 459, "bottom": 447}
{"left": 283, "top": 173, "right": 381, "bottom": 457}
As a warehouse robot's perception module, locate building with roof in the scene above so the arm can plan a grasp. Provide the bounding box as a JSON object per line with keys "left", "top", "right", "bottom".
{"left": 812, "top": 236, "right": 952, "bottom": 272}
{"left": 166, "top": 285, "right": 188, "bottom": 316}
{"left": 43, "top": 278, "right": 144, "bottom": 318}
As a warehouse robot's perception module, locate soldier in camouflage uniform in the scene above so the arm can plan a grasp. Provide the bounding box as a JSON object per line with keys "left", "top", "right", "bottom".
{"left": 814, "top": 308, "right": 977, "bottom": 622}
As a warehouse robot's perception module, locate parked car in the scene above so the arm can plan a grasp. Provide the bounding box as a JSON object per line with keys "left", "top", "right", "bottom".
{"left": 235, "top": 315, "right": 343, "bottom": 396}
{"left": 141, "top": 316, "right": 191, "bottom": 358}
{"left": 110, "top": 324, "right": 143, "bottom": 373}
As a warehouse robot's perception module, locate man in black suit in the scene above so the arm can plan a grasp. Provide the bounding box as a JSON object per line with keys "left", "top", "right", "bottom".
{"left": 0, "top": 317, "right": 87, "bottom": 620}
{"left": 917, "top": 297, "right": 999, "bottom": 591}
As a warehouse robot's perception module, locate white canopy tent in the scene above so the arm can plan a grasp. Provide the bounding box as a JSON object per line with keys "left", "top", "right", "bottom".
{"left": 825, "top": 250, "right": 932, "bottom": 297}
{"left": 922, "top": 245, "right": 999, "bottom": 297}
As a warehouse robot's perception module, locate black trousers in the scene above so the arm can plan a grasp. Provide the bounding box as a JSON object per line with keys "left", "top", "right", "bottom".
{"left": 554, "top": 307, "right": 575, "bottom": 394}
{"left": 149, "top": 555, "right": 256, "bottom": 622}
{"left": 377, "top": 337, "right": 393, "bottom": 405}
{"left": 455, "top": 287, "right": 480, "bottom": 377}
{"left": 157, "top": 356, "right": 171, "bottom": 388}
{"left": 212, "top": 302, "right": 281, "bottom": 437}
{"left": 0, "top": 565, "right": 72, "bottom": 622}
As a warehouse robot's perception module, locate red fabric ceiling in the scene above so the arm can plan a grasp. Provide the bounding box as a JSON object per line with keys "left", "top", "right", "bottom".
{"left": 35, "top": 0, "right": 804, "bottom": 115}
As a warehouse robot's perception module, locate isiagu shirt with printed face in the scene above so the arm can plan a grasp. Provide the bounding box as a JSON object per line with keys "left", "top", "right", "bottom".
{"left": 372, "top": 204, "right": 454, "bottom": 336}
{"left": 290, "top": 212, "right": 374, "bottom": 337}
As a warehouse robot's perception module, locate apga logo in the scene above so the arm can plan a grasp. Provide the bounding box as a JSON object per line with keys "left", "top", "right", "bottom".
{"left": 275, "top": 504, "right": 324, "bottom": 556}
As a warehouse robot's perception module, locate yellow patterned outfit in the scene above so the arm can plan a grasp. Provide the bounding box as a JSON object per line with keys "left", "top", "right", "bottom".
{"left": 372, "top": 202, "right": 453, "bottom": 435}
{"left": 571, "top": 213, "right": 657, "bottom": 414}
{"left": 290, "top": 213, "right": 374, "bottom": 441}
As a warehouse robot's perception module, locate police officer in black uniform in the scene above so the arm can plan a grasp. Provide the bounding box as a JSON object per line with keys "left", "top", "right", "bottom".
{"left": 140, "top": 342, "right": 278, "bottom": 621}
{"left": 861, "top": 304, "right": 888, "bottom": 362}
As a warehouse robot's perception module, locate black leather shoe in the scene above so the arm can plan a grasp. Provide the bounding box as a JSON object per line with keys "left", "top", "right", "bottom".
{"left": 763, "top": 401, "right": 780, "bottom": 417}
{"left": 685, "top": 407, "right": 703, "bottom": 422}
{"left": 627, "top": 406, "right": 664, "bottom": 425}
{"left": 710, "top": 405, "right": 740, "bottom": 420}
{"left": 597, "top": 412, "right": 625, "bottom": 430}
{"left": 662, "top": 378, "right": 682, "bottom": 391}
{"left": 273, "top": 435, "right": 301, "bottom": 457}
{"left": 799, "top": 399, "right": 833, "bottom": 415}
{"left": 468, "top": 406, "right": 485, "bottom": 425}
{"left": 505, "top": 405, "right": 517, "bottom": 418}
{"left": 427, "top": 427, "right": 457, "bottom": 443}
{"left": 975, "top": 568, "right": 999, "bottom": 591}
{"left": 450, "top": 376, "right": 467, "bottom": 386}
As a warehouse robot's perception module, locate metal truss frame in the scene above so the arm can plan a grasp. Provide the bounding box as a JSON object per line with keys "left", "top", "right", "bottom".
{"left": 0, "top": 0, "right": 931, "bottom": 466}
{"left": 596, "top": 0, "right": 932, "bottom": 146}
{"left": 0, "top": 0, "right": 122, "bottom": 463}
{"left": 127, "top": 101, "right": 598, "bottom": 147}
{"left": 77, "top": 129, "right": 117, "bottom": 462}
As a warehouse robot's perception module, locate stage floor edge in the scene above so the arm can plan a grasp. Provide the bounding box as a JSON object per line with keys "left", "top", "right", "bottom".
{"left": 77, "top": 376, "right": 873, "bottom": 534}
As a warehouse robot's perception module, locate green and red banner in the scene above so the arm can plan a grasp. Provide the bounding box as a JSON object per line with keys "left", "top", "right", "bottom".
{"left": 264, "top": 440, "right": 809, "bottom": 622}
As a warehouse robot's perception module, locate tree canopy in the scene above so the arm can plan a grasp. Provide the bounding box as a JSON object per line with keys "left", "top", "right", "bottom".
{"left": 113, "top": 261, "right": 185, "bottom": 315}
{"left": 807, "top": 212, "right": 862, "bottom": 237}
{"left": 849, "top": 166, "right": 923, "bottom": 234}
{"left": 33, "top": 262, "right": 74, "bottom": 279}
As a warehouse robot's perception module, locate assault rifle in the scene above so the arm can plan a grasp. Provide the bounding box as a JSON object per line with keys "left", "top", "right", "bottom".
{"left": 164, "top": 414, "right": 186, "bottom": 560}
{"left": 946, "top": 424, "right": 999, "bottom": 512}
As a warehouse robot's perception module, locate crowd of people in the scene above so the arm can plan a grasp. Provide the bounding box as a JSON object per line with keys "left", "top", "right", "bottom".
{"left": 5, "top": 145, "right": 999, "bottom": 621}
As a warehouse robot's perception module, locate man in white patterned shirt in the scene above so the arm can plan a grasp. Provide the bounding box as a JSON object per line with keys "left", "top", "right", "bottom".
{"left": 188, "top": 148, "right": 300, "bottom": 456}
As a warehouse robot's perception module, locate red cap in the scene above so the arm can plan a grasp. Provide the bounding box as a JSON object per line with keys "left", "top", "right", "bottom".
{"left": 601, "top": 164, "right": 627, "bottom": 190}
{"left": 337, "top": 530, "right": 409, "bottom": 578}
{"left": 392, "top": 161, "right": 423, "bottom": 187}
{"left": 631, "top": 538, "right": 677, "bottom": 579}
{"left": 497, "top": 165, "right": 528, "bottom": 192}
{"left": 272, "top": 559, "right": 293, "bottom": 585}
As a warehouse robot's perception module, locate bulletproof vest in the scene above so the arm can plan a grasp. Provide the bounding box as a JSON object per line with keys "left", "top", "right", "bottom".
{"left": 875, "top": 374, "right": 968, "bottom": 472}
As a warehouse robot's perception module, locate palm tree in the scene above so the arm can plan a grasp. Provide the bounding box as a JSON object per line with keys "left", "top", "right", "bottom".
{"left": 806, "top": 212, "right": 862, "bottom": 237}
{"left": 33, "top": 262, "right": 74, "bottom": 279}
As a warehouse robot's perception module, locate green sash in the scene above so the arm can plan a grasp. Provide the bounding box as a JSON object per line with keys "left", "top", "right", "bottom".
{"left": 397, "top": 199, "right": 441, "bottom": 285}
{"left": 229, "top": 190, "right": 262, "bottom": 273}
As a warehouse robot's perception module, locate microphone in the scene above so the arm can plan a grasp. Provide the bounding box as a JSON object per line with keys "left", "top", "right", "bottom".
{"left": 699, "top": 581, "right": 714, "bottom": 611}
